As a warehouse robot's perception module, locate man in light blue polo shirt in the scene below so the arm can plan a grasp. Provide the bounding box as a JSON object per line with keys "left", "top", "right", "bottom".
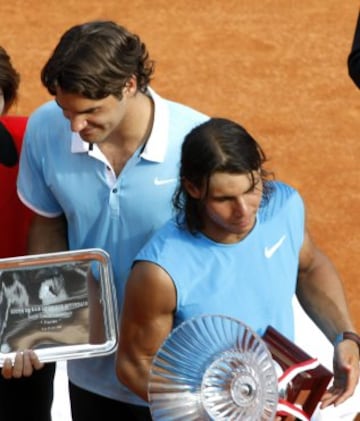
{"left": 11, "top": 20, "right": 208, "bottom": 421}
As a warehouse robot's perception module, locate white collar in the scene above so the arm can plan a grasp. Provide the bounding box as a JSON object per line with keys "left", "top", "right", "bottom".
{"left": 70, "top": 88, "right": 169, "bottom": 163}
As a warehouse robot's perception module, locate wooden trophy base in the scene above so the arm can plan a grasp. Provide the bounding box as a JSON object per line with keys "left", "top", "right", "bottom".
{"left": 263, "top": 326, "right": 333, "bottom": 420}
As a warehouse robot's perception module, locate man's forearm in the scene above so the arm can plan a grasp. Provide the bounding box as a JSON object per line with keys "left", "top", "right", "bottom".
{"left": 296, "top": 253, "right": 356, "bottom": 342}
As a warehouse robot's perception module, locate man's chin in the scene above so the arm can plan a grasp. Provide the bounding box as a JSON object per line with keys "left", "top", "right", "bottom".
{"left": 79, "top": 128, "right": 103, "bottom": 143}
{"left": 80, "top": 134, "right": 103, "bottom": 144}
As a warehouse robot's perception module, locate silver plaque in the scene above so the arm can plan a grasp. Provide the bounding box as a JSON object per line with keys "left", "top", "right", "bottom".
{"left": 0, "top": 248, "right": 117, "bottom": 365}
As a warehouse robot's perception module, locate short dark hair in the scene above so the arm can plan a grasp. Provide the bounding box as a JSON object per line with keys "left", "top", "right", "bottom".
{"left": 0, "top": 46, "right": 20, "bottom": 113}
{"left": 173, "top": 117, "right": 274, "bottom": 233}
{"left": 41, "top": 20, "right": 154, "bottom": 99}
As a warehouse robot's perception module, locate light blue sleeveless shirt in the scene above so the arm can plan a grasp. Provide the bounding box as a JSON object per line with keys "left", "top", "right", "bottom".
{"left": 135, "top": 181, "right": 304, "bottom": 341}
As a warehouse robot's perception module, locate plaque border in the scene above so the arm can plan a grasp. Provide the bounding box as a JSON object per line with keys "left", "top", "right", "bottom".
{"left": 0, "top": 248, "right": 118, "bottom": 365}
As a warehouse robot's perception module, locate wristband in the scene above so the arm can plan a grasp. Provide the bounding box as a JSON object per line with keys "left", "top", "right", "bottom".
{"left": 334, "top": 331, "right": 360, "bottom": 351}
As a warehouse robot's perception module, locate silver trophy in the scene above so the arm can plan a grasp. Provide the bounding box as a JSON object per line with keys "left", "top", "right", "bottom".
{"left": 148, "top": 315, "right": 279, "bottom": 420}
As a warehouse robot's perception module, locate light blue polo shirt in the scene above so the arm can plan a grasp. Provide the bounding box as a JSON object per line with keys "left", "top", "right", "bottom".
{"left": 17, "top": 89, "right": 208, "bottom": 405}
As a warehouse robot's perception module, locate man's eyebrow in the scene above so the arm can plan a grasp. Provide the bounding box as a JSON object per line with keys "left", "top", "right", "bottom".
{"left": 55, "top": 100, "right": 99, "bottom": 114}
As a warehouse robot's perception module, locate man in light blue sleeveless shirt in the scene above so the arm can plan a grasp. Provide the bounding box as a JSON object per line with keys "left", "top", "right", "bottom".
{"left": 9, "top": 21, "right": 208, "bottom": 421}
{"left": 133, "top": 181, "right": 303, "bottom": 341}
{"left": 117, "top": 118, "right": 360, "bottom": 415}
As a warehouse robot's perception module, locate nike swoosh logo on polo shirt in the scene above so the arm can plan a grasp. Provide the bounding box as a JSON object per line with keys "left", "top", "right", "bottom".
{"left": 154, "top": 177, "right": 177, "bottom": 186}
{"left": 264, "top": 234, "right": 286, "bottom": 258}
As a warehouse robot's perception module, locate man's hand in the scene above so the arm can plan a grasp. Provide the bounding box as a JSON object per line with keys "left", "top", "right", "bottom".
{"left": 1, "top": 350, "right": 44, "bottom": 379}
{"left": 320, "top": 340, "right": 360, "bottom": 408}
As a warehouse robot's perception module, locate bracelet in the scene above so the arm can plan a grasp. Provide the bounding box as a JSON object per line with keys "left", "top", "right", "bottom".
{"left": 334, "top": 331, "right": 360, "bottom": 351}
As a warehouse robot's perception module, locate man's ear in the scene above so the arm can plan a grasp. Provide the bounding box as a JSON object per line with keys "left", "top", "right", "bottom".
{"left": 124, "top": 75, "right": 138, "bottom": 96}
{"left": 0, "top": 122, "right": 18, "bottom": 167}
{"left": 183, "top": 178, "right": 202, "bottom": 199}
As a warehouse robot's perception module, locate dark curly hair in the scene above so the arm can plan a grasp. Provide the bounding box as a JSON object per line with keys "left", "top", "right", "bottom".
{"left": 0, "top": 46, "right": 20, "bottom": 114}
{"left": 41, "top": 20, "right": 154, "bottom": 100}
{"left": 173, "top": 117, "right": 274, "bottom": 233}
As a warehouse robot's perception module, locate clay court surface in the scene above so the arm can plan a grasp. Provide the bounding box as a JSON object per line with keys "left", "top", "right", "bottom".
{"left": 1, "top": 0, "right": 359, "bottom": 331}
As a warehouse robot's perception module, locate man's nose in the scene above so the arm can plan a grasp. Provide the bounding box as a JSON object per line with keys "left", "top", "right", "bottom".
{"left": 234, "top": 197, "right": 248, "bottom": 215}
{"left": 68, "top": 114, "right": 88, "bottom": 132}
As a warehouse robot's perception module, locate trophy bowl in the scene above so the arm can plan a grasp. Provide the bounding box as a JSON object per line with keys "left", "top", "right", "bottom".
{"left": 148, "top": 314, "right": 278, "bottom": 420}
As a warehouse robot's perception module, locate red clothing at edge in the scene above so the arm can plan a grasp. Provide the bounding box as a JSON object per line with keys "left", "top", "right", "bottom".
{"left": 0, "top": 115, "right": 33, "bottom": 258}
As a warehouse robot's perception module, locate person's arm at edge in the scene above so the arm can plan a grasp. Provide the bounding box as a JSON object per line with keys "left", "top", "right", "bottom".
{"left": 27, "top": 213, "right": 68, "bottom": 254}
{"left": 348, "top": 11, "right": 360, "bottom": 88}
{"left": 116, "top": 260, "right": 176, "bottom": 402}
{"left": 296, "top": 227, "right": 359, "bottom": 408}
